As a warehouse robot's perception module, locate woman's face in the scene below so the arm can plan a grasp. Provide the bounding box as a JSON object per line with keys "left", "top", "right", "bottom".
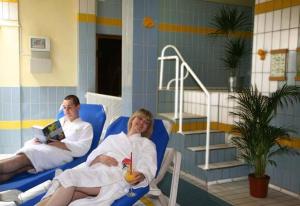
{"left": 62, "top": 99, "right": 79, "bottom": 121}
{"left": 130, "top": 115, "right": 151, "bottom": 135}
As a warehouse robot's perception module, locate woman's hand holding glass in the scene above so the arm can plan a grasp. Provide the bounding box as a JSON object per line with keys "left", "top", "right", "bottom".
{"left": 124, "top": 171, "right": 145, "bottom": 185}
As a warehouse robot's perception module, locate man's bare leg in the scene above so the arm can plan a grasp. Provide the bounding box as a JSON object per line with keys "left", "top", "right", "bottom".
{"left": 0, "top": 154, "right": 33, "bottom": 182}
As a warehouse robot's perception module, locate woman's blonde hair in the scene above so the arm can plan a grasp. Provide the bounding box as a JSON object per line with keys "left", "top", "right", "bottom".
{"left": 128, "top": 108, "right": 153, "bottom": 138}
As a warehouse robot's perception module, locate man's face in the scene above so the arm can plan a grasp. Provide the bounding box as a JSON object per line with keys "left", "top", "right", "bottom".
{"left": 62, "top": 99, "right": 79, "bottom": 121}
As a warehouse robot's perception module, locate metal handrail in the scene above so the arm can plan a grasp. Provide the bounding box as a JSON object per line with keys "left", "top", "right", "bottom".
{"left": 158, "top": 44, "right": 211, "bottom": 169}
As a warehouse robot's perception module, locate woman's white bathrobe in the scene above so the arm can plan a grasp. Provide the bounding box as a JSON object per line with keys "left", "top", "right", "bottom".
{"left": 43, "top": 132, "right": 157, "bottom": 206}
{"left": 17, "top": 117, "right": 93, "bottom": 172}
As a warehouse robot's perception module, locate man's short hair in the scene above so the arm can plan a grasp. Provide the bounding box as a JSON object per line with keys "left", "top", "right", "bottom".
{"left": 64, "top": 95, "right": 80, "bottom": 106}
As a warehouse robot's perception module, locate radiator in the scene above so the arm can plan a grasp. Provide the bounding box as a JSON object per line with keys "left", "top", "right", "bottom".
{"left": 86, "top": 92, "right": 122, "bottom": 130}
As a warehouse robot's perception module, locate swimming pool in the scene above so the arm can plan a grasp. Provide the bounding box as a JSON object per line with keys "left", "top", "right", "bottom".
{"left": 158, "top": 173, "right": 232, "bottom": 206}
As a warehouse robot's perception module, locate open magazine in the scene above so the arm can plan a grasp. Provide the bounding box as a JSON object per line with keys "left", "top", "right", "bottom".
{"left": 32, "top": 120, "right": 65, "bottom": 143}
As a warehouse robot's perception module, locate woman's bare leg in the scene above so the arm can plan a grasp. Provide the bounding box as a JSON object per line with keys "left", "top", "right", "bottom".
{"left": 41, "top": 186, "right": 100, "bottom": 206}
{"left": 71, "top": 187, "right": 100, "bottom": 202}
{"left": 44, "top": 186, "right": 75, "bottom": 206}
{"left": 36, "top": 196, "right": 51, "bottom": 206}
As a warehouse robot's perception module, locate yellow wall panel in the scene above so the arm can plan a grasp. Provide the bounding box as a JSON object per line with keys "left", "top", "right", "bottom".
{"left": 19, "top": 0, "right": 77, "bottom": 86}
{"left": 0, "top": 27, "right": 20, "bottom": 86}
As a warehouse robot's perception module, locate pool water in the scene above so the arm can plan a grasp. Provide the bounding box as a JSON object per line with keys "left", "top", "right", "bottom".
{"left": 158, "top": 173, "right": 232, "bottom": 206}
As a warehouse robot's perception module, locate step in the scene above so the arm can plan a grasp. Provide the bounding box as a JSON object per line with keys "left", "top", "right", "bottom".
{"left": 188, "top": 144, "right": 235, "bottom": 152}
{"left": 157, "top": 112, "right": 206, "bottom": 121}
{"left": 198, "top": 160, "right": 245, "bottom": 170}
{"left": 182, "top": 130, "right": 224, "bottom": 135}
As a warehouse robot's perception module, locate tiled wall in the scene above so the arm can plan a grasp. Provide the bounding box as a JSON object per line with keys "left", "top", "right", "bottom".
{"left": 0, "top": 87, "right": 21, "bottom": 152}
{"left": 0, "top": 86, "right": 76, "bottom": 153}
{"left": 78, "top": 0, "right": 97, "bottom": 103}
{"left": 252, "top": 1, "right": 300, "bottom": 93}
{"left": 132, "top": 0, "right": 159, "bottom": 114}
{"left": 97, "top": 0, "right": 122, "bottom": 35}
{"left": 158, "top": 0, "right": 253, "bottom": 88}
{"left": 183, "top": 90, "right": 238, "bottom": 125}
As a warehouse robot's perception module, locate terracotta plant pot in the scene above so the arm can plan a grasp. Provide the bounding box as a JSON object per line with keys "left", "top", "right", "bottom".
{"left": 248, "top": 173, "right": 270, "bottom": 198}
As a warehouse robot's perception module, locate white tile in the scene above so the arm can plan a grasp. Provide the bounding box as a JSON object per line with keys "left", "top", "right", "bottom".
{"left": 196, "top": 92, "right": 201, "bottom": 104}
{"left": 184, "top": 104, "right": 188, "bottom": 113}
{"left": 289, "top": 28, "right": 298, "bottom": 50}
{"left": 2, "top": 2, "right": 9, "bottom": 19}
{"left": 264, "top": 32, "right": 272, "bottom": 51}
{"left": 251, "top": 72, "right": 256, "bottom": 86}
{"left": 255, "top": 73, "right": 263, "bottom": 91}
{"left": 290, "top": 6, "right": 300, "bottom": 28}
{"left": 253, "top": 15, "right": 258, "bottom": 34}
{"left": 187, "top": 91, "right": 193, "bottom": 102}
{"left": 263, "top": 53, "right": 271, "bottom": 73}
{"left": 0, "top": 3, "right": 2, "bottom": 19}
{"left": 228, "top": 96, "right": 234, "bottom": 108}
{"left": 79, "top": 0, "right": 88, "bottom": 13}
{"left": 287, "top": 72, "right": 296, "bottom": 85}
{"left": 269, "top": 81, "right": 278, "bottom": 93}
{"left": 280, "top": 30, "right": 289, "bottom": 49}
{"left": 288, "top": 51, "right": 297, "bottom": 72}
{"left": 273, "top": 10, "right": 282, "bottom": 31}
{"left": 252, "top": 34, "right": 257, "bottom": 53}
{"left": 272, "top": 31, "right": 280, "bottom": 49}
{"left": 257, "top": 13, "right": 266, "bottom": 33}
{"left": 200, "top": 105, "right": 205, "bottom": 115}
{"left": 192, "top": 103, "right": 197, "bottom": 114}
{"left": 195, "top": 104, "right": 201, "bottom": 115}
{"left": 281, "top": 8, "right": 290, "bottom": 30}
{"left": 228, "top": 112, "right": 234, "bottom": 125}
{"left": 255, "top": 55, "right": 263, "bottom": 72}
{"left": 262, "top": 73, "right": 270, "bottom": 93}
{"left": 210, "top": 93, "right": 219, "bottom": 106}
{"left": 9, "top": 3, "right": 18, "bottom": 20}
{"left": 211, "top": 106, "right": 218, "bottom": 122}
{"left": 265, "top": 11, "right": 273, "bottom": 32}
{"left": 256, "top": 33, "right": 264, "bottom": 50}
{"left": 222, "top": 94, "right": 228, "bottom": 107}
{"left": 251, "top": 53, "right": 256, "bottom": 72}
{"left": 221, "top": 107, "right": 228, "bottom": 123}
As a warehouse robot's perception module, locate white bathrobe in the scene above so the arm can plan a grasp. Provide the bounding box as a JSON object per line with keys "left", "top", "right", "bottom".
{"left": 18, "top": 117, "right": 93, "bottom": 172}
{"left": 43, "top": 132, "right": 157, "bottom": 206}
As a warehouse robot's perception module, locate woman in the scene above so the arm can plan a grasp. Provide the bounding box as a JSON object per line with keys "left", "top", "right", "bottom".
{"left": 38, "top": 108, "right": 157, "bottom": 206}
{"left": 0, "top": 95, "right": 93, "bottom": 183}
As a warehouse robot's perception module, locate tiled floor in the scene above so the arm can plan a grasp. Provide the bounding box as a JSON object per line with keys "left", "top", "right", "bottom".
{"left": 180, "top": 171, "right": 300, "bottom": 206}
{"left": 208, "top": 180, "right": 300, "bottom": 206}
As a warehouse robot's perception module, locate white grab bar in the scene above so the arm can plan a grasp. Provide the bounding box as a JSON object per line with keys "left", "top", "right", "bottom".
{"left": 158, "top": 44, "right": 211, "bottom": 169}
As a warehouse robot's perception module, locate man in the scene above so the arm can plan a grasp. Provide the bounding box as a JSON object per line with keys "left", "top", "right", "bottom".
{"left": 0, "top": 95, "right": 93, "bottom": 183}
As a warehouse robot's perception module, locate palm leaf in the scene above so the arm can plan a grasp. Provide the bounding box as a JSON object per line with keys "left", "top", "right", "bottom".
{"left": 210, "top": 6, "right": 251, "bottom": 36}
{"left": 230, "top": 84, "right": 300, "bottom": 177}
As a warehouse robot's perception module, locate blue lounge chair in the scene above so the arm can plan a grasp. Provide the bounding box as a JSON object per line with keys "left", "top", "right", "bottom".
{"left": 18, "top": 115, "right": 170, "bottom": 206}
{"left": 0, "top": 104, "right": 106, "bottom": 193}
{"left": 105, "top": 116, "right": 170, "bottom": 206}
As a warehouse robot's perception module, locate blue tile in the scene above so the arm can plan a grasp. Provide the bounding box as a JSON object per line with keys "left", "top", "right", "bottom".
{"left": 133, "top": 19, "right": 144, "bottom": 45}
{"left": 134, "top": 0, "right": 145, "bottom": 19}
{"left": 30, "top": 87, "right": 40, "bottom": 104}
{"left": 39, "top": 87, "right": 49, "bottom": 104}
{"left": 48, "top": 88, "right": 57, "bottom": 104}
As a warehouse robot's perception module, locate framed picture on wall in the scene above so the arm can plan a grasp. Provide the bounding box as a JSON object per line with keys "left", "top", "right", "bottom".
{"left": 269, "top": 49, "right": 288, "bottom": 81}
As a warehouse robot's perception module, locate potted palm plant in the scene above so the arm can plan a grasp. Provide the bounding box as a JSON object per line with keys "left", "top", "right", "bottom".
{"left": 210, "top": 6, "right": 251, "bottom": 91}
{"left": 222, "top": 38, "right": 246, "bottom": 92}
{"left": 229, "top": 85, "right": 300, "bottom": 198}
